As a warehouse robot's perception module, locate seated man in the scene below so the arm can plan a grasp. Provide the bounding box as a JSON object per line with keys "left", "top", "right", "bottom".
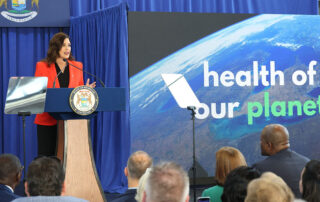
{"left": 113, "top": 150, "right": 153, "bottom": 202}
{"left": 12, "top": 156, "right": 87, "bottom": 202}
{"left": 253, "top": 124, "right": 309, "bottom": 197}
{"left": 0, "top": 154, "right": 23, "bottom": 202}
{"left": 143, "top": 162, "right": 189, "bottom": 202}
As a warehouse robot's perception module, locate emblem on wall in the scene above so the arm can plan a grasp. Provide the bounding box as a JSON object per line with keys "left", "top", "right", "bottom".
{"left": 0, "top": 0, "right": 38, "bottom": 23}
{"left": 69, "top": 86, "right": 99, "bottom": 116}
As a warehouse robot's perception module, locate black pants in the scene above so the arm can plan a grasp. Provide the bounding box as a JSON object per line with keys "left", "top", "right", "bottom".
{"left": 37, "top": 125, "right": 57, "bottom": 157}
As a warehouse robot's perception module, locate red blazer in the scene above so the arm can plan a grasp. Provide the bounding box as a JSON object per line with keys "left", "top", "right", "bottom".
{"left": 34, "top": 60, "right": 84, "bottom": 126}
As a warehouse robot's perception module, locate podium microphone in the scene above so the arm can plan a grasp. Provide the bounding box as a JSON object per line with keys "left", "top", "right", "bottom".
{"left": 63, "top": 59, "right": 106, "bottom": 87}
{"left": 53, "top": 69, "right": 63, "bottom": 88}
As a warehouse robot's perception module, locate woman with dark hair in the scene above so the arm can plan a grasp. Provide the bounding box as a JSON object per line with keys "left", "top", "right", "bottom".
{"left": 299, "top": 160, "right": 320, "bottom": 202}
{"left": 34, "top": 32, "right": 95, "bottom": 157}
{"left": 221, "top": 166, "right": 261, "bottom": 202}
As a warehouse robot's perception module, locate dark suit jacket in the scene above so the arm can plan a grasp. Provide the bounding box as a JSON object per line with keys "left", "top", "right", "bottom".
{"left": 253, "top": 148, "right": 309, "bottom": 198}
{"left": 34, "top": 60, "right": 84, "bottom": 126}
{"left": 12, "top": 196, "right": 87, "bottom": 202}
{"left": 112, "top": 189, "right": 137, "bottom": 202}
{"left": 0, "top": 184, "right": 20, "bottom": 202}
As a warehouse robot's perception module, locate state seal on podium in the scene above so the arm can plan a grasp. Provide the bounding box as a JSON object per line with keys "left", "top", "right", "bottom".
{"left": 69, "top": 86, "right": 99, "bottom": 116}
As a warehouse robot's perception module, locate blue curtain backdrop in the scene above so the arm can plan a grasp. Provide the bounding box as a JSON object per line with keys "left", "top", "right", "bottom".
{"left": 70, "top": 0, "right": 318, "bottom": 16}
{"left": 69, "top": 3, "right": 130, "bottom": 192}
{"left": 0, "top": 27, "right": 64, "bottom": 171}
{"left": 0, "top": 0, "right": 318, "bottom": 194}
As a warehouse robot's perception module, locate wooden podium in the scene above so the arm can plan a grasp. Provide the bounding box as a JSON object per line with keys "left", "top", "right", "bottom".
{"left": 45, "top": 87, "right": 126, "bottom": 202}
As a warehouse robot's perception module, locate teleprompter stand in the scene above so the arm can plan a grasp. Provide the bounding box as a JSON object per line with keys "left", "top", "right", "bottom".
{"left": 18, "top": 112, "right": 31, "bottom": 177}
{"left": 161, "top": 74, "right": 201, "bottom": 202}
{"left": 5, "top": 77, "right": 48, "bottom": 178}
{"left": 187, "top": 106, "right": 197, "bottom": 202}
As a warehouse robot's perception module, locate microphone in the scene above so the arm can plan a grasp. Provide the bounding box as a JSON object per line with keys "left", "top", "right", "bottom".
{"left": 53, "top": 69, "right": 63, "bottom": 88}
{"left": 187, "top": 106, "right": 196, "bottom": 116}
{"left": 187, "top": 106, "right": 196, "bottom": 111}
{"left": 63, "top": 59, "right": 105, "bottom": 87}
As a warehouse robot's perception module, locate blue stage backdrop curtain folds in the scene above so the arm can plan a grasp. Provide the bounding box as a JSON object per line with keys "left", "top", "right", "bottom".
{"left": 0, "top": 0, "right": 318, "bottom": 195}
{"left": 128, "top": 0, "right": 318, "bottom": 13}
{"left": 69, "top": 3, "right": 130, "bottom": 193}
{"left": 70, "top": 0, "right": 318, "bottom": 16}
{"left": 0, "top": 27, "right": 63, "bottom": 171}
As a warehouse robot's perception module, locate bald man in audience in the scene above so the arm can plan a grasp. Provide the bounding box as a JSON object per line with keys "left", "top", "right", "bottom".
{"left": 143, "top": 162, "right": 189, "bottom": 202}
{"left": 0, "top": 154, "right": 23, "bottom": 202}
{"left": 253, "top": 124, "right": 309, "bottom": 197}
{"left": 113, "top": 151, "right": 153, "bottom": 202}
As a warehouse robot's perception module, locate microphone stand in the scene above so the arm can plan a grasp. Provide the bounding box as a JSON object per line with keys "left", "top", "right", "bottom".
{"left": 63, "top": 59, "right": 105, "bottom": 87}
{"left": 187, "top": 106, "right": 197, "bottom": 202}
{"left": 53, "top": 69, "right": 63, "bottom": 88}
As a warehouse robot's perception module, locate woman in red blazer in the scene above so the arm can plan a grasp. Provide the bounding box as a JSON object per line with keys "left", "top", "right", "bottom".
{"left": 34, "top": 32, "right": 95, "bottom": 156}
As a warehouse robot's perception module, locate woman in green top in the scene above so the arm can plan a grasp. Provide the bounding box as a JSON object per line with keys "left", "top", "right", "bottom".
{"left": 202, "top": 146, "right": 247, "bottom": 202}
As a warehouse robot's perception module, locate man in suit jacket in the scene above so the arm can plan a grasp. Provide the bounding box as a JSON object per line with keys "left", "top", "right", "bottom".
{"left": 12, "top": 196, "right": 87, "bottom": 202}
{"left": 253, "top": 124, "right": 309, "bottom": 198}
{"left": 0, "top": 154, "right": 23, "bottom": 202}
{"left": 113, "top": 151, "right": 153, "bottom": 202}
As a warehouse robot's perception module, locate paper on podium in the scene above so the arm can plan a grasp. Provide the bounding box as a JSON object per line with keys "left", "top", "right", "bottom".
{"left": 161, "top": 73, "right": 201, "bottom": 108}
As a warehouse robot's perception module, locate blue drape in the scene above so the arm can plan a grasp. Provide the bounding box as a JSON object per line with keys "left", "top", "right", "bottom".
{"left": 0, "top": 0, "right": 318, "bottom": 194}
{"left": 0, "top": 28, "right": 62, "bottom": 170}
{"left": 69, "top": 3, "right": 130, "bottom": 193}
{"left": 70, "top": 0, "right": 318, "bottom": 16}
{"left": 132, "top": 0, "right": 318, "bottom": 13}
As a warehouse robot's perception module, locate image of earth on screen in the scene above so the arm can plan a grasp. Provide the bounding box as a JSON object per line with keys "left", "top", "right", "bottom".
{"left": 129, "top": 13, "right": 320, "bottom": 177}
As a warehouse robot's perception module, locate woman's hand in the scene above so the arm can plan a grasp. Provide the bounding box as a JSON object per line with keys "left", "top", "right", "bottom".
{"left": 86, "top": 78, "right": 96, "bottom": 88}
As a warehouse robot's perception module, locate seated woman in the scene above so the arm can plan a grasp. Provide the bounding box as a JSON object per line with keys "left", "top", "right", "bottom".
{"left": 299, "top": 160, "right": 320, "bottom": 202}
{"left": 245, "top": 172, "right": 294, "bottom": 202}
{"left": 221, "top": 166, "right": 261, "bottom": 202}
{"left": 201, "top": 146, "right": 247, "bottom": 202}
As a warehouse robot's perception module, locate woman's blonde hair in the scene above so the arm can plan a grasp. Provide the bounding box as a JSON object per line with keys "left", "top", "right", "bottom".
{"left": 135, "top": 168, "right": 151, "bottom": 202}
{"left": 245, "top": 172, "right": 294, "bottom": 202}
{"left": 215, "top": 146, "right": 247, "bottom": 185}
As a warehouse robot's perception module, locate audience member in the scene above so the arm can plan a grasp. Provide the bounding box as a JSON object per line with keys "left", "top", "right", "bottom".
{"left": 135, "top": 168, "right": 151, "bottom": 202}
{"left": 299, "top": 160, "right": 320, "bottom": 202}
{"left": 221, "top": 166, "right": 261, "bottom": 202}
{"left": 245, "top": 172, "right": 294, "bottom": 202}
{"left": 202, "top": 146, "right": 247, "bottom": 202}
{"left": 12, "top": 156, "right": 86, "bottom": 202}
{"left": 113, "top": 151, "right": 153, "bottom": 202}
{"left": 253, "top": 124, "right": 309, "bottom": 197}
{"left": 0, "top": 154, "right": 23, "bottom": 202}
{"left": 143, "top": 162, "right": 189, "bottom": 202}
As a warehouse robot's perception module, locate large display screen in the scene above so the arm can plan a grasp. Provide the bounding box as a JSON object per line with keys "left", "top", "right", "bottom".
{"left": 129, "top": 12, "right": 320, "bottom": 177}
